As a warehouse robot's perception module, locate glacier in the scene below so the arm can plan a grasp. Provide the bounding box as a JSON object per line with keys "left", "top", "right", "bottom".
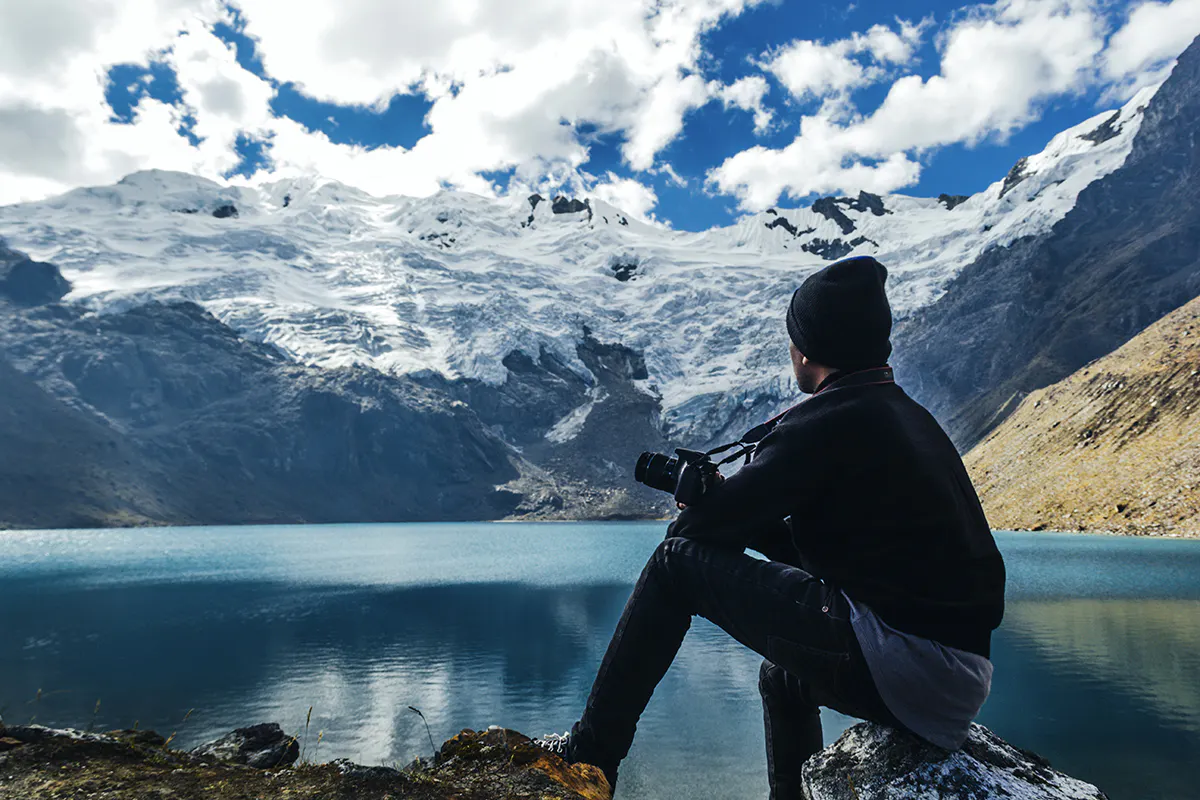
{"left": 0, "top": 85, "right": 1157, "bottom": 446}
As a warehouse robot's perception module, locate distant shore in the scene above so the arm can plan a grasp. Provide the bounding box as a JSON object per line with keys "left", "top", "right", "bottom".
{"left": 3, "top": 518, "right": 1197, "bottom": 538}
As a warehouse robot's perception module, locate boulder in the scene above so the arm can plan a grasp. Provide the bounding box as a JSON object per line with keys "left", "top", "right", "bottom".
{"left": 0, "top": 243, "right": 71, "bottom": 306}
{"left": 190, "top": 722, "right": 299, "bottom": 769}
{"left": 803, "top": 723, "right": 1107, "bottom": 800}
{"left": 428, "top": 726, "right": 611, "bottom": 800}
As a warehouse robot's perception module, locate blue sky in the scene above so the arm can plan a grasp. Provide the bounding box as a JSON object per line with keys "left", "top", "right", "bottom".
{"left": 5, "top": 0, "right": 1200, "bottom": 227}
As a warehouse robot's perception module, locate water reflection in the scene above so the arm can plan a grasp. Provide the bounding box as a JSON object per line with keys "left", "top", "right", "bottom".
{"left": 1, "top": 527, "right": 1199, "bottom": 799}
{"left": 1003, "top": 599, "right": 1200, "bottom": 735}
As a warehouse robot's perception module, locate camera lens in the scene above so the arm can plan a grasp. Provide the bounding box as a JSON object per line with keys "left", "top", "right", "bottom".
{"left": 635, "top": 452, "right": 682, "bottom": 494}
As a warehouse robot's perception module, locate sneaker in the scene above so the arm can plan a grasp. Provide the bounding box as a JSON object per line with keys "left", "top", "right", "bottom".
{"left": 531, "top": 730, "right": 618, "bottom": 790}
{"left": 531, "top": 731, "right": 573, "bottom": 758}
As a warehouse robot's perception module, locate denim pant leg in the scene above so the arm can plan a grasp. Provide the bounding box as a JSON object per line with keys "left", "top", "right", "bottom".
{"left": 571, "top": 536, "right": 892, "bottom": 792}
{"left": 759, "top": 660, "right": 823, "bottom": 800}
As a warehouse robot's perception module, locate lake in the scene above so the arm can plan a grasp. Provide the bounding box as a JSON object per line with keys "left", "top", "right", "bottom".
{"left": 1, "top": 524, "right": 1198, "bottom": 799}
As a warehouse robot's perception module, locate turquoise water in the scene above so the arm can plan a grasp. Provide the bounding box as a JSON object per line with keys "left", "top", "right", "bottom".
{"left": 1, "top": 524, "right": 1198, "bottom": 798}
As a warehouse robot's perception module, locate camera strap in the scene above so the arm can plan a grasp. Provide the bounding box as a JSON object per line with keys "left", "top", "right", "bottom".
{"left": 702, "top": 366, "right": 895, "bottom": 467}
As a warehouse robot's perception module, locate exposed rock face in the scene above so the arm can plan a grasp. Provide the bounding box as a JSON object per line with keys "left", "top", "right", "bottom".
{"left": 191, "top": 723, "right": 299, "bottom": 769}
{"left": 552, "top": 196, "right": 590, "bottom": 215}
{"left": 0, "top": 249, "right": 668, "bottom": 527}
{"left": 0, "top": 356, "right": 169, "bottom": 529}
{"left": 0, "top": 242, "right": 71, "bottom": 306}
{"left": 810, "top": 192, "right": 890, "bottom": 236}
{"left": 938, "top": 193, "right": 970, "bottom": 210}
{"left": 212, "top": 203, "right": 238, "bottom": 218}
{"left": 425, "top": 327, "right": 673, "bottom": 520}
{"left": 0, "top": 291, "right": 526, "bottom": 528}
{"left": 965, "top": 293, "right": 1200, "bottom": 537}
{"left": 802, "top": 235, "right": 877, "bottom": 261}
{"left": 998, "top": 156, "right": 1031, "bottom": 199}
{"left": 803, "top": 723, "right": 1107, "bottom": 800}
{"left": 1080, "top": 111, "right": 1123, "bottom": 145}
{"left": 893, "top": 34, "right": 1200, "bottom": 449}
{"left": 610, "top": 259, "right": 639, "bottom": 281}
{"left": 766, "top": 215, "right": 800, "bottom": 236}
{"left": 811, "top": 197, "right": 857, "bottom": 234}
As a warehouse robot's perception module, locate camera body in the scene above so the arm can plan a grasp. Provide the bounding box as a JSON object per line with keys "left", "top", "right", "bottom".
{"left": 634, "top": 448, "right": 722, "bottom": 506}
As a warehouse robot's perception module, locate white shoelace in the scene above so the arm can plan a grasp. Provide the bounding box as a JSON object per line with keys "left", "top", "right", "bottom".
{"left": 533, "top": 731, "right": 571, "bottom": 755}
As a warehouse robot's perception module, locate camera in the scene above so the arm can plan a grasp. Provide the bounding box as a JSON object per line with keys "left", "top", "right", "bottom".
{"left": 634, "top": 448, "right": 722, "bottom": 506}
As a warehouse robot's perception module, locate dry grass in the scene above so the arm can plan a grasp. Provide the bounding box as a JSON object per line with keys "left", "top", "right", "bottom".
{"left": 966, "top": 294, "right": 1200, "bottom": 537}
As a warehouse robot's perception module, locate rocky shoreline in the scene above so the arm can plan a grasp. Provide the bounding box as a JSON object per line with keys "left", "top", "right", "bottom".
{"left": 0, "top": 718, "right": 1107, "bottom": 799}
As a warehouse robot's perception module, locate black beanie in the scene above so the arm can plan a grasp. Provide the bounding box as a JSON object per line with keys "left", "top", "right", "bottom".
{"left": 786, "top": 256, "right": 892, "bottom": 370}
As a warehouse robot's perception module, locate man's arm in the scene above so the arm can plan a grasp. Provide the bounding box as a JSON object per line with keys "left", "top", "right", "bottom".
{"left": 665, "top": 429, "right": 806, "bottom": 550}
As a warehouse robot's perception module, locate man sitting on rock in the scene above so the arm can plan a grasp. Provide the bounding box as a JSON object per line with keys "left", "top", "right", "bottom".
{"left": 534, "top": 256, "right": 1006, "bottom": 799}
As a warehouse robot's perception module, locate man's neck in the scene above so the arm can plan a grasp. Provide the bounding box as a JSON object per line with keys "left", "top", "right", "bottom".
{"left": 813, "top": 370, "right": 846, "bottom": 394}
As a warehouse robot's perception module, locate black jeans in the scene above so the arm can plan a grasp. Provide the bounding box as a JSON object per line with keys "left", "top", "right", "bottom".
{"left": 570, "top": 537, "right": 902, "bottom": 799}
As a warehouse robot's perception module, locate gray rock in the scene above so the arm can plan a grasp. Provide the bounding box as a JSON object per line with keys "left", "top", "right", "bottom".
{"left": 332, "top": 759, "right": 405, "bottom": 780}
{"left": 0, "top": 242, "right": 71, "bottom": 306}
{"left": 191, "top": 722, "right": 299, "bottom": 769}
{"left": 551, "top": 196, "right": 589, "bottom": 215}
{"left": 937, "top": 193, "right": 970, "bottom": 211}
{"left": 803, "top": 723, "right": 1107, "bottom": 800}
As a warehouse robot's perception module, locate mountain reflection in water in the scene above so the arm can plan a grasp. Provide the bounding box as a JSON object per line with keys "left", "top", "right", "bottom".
{"left": 1003, "top": 599, "right": 1200, "bottom": 735}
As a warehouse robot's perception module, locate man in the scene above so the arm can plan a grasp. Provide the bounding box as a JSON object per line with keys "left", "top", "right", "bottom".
{"left": 534, "top": 256, "right": 1006, "bottom": 799}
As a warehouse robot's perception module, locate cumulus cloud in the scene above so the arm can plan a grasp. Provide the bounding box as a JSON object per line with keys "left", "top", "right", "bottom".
{"left": 0, "top": 0, "right": 1197, "bottom": 219}
{"left": 717, "top": 75, "right": 773, "bottom": 133}
{"left": 710, "top": 0, "right": 1165, "bottom": 210}
{"left": 0, "top": 0, "right": 764, "bottom": 215}
{"left": 590, "top": 171, "right": 662, "bottom": 224}
{"left": 0, "top": 0, "right": 230, "bottom": 203}
{"left": 1103, "top": 0, "right": 1200, "bottom": 98}
{"left": 766, "top": 21, "right": 925, "bottom": 102}
{"left": 233, "top": 0, "right": 752, "bottom": 185}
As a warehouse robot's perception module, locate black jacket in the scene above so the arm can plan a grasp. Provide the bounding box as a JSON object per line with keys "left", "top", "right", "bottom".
{"left": 667, "top": 371, "right": 1006, "bottom": 658}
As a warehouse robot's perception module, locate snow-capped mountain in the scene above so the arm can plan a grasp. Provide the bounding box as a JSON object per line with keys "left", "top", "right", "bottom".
{"left": 0, "top": 85, "right": 1156, "bottom": 449}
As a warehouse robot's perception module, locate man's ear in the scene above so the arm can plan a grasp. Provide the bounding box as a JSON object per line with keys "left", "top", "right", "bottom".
{"left": 800, "top": 355, "right": 811, "bottom": 366}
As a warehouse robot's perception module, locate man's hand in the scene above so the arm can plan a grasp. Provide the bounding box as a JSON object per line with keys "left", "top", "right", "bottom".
{"left": 676, "top": 471, "right": 724, "bottom": 509}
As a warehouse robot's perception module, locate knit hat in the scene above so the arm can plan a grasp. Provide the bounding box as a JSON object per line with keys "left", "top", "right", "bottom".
{"left": 786, "top": 256, "right": 892, "bottom": 370}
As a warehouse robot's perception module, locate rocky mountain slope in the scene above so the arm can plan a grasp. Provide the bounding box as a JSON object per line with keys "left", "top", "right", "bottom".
{"left": 2, "top": 40, "right": 1197, "bottom": 527}
{"left": 965, "top": 293, "right": 1200, "bottom": 537}
{"left": 893, "top": 34, "right": 1200, "bottom": 449}
{"left": 0, "top": 250, "right": 545, "bottom": 528}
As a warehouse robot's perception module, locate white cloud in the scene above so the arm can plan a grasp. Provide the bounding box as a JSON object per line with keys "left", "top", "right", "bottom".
{"left": 0, "top": 0, "right": 1196, "bottom": 218}
{"left": 234, "top": 0, "right": 748, "bottom": 180}
{"left": 590, "top": 171, "right": 662, "bottom": 224}
{"left": 652, "top": 163, "right": 688, "bottom": 187}
{"left": 718, "top": 75, "right": 773, "bottom": 133}
{"left": 766, "top": 21, "right": 925, "bottom": 102}
{"left": 0, "top": 0, "right": 761, "bottom": 208}
{"left": 167, "top": 22, "right": 276, "bottom": 176}
{"left": 0, "top": 0, "right": 234, "bottom": 203}
{"left": 711, "top": 0, "right": 1117, "bottom": 209}
{"left": 1103, "top": 0, "right": 1200, "bottom": 98}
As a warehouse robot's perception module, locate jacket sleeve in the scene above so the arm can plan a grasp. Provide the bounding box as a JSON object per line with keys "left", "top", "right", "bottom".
{"left": 665, "top": 427, "right": 807, "bottom": 550}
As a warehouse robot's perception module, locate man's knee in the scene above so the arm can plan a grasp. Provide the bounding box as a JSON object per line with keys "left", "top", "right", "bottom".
{"left": 760, "top": 659, "right": 819, "bottom": 712}
{"left": 759, "top": 659, "right": 788, "bottom": 697}
{"left": 651, "top": 536, "right": 688, "bottom": 573}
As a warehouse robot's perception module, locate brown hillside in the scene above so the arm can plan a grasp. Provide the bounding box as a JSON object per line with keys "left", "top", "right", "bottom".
{"left": 965, "top": 295, "right": 1200, "bottom": 537}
